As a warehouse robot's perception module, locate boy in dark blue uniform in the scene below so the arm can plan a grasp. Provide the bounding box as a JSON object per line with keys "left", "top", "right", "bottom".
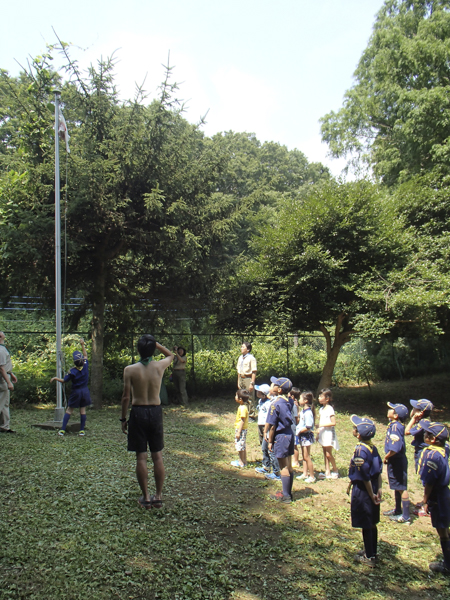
{"left": 405, "top": 399, "right": 434, "bottom": 472}
{"left": 51, "top": 339, "right": 91, "bottom": 436}
{"left": 383, "top": 402, "right": 410, "bottom": 523}
{"left": 266, "top": 377, "right": 294, "bottom": 503}
{"left": 348, "top": 415, "right": 382, "bottom": 568}
{"left": 418, "top": 421, "right": 450, "bottom": 574}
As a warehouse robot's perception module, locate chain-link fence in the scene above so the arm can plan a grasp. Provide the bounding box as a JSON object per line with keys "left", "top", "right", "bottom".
{"left": 2, "top": 327, "right": 450, "bottom": 404}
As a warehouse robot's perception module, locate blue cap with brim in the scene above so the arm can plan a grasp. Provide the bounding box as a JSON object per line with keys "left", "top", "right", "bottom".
{"left": 73, "top": 350, "right": 84, "bottom": 361}
{"left": 410, "top": 399, "right": 434, "bottom": 412}
{"left": 387, "top": 403, "right": 408, "bottom": 420}
{"left": 270, "top": 376, "right": 293, "bottom": 393}
{"left": 419, "top": 420, "right": 449, "bottom": 441}
{"left": 351, "top": 415, "right": 376, "bottom": 438}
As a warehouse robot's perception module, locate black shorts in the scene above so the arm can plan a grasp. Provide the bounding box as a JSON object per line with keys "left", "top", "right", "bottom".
{"left": 351, "top": 481, "right": 381, "bottom": 529}
{"left": 127, "top": 405, "right": 164, "bottom": 454}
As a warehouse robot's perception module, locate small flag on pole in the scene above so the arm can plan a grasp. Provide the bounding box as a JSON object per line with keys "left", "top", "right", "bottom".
{"left": 58, "top": 111, "right": 70, "bottom": 153}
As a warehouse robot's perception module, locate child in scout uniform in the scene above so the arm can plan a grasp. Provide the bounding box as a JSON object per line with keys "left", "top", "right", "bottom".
{"left": 383, "top": 402, "right": 410, "bottom": 523}
{"left": 266, "top": 376, "right": 294, "bottom": 503}
{"left": 405, "top": 398, "right": 434, "bottom": 471}
{"left": 347, "top": 415, "right": 382, "bottom": 568}
{"left": 254, "top": 384, "right": 274, "bottom": 475}
{"left": 51, "top": 339, "right": 91, "bottom": 436}
{"left": 418, "top": 420, "right": 450, "bottom": 574}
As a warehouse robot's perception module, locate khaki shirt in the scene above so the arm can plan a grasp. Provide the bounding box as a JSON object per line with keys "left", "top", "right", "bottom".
{"left": 236, "top": 353, "right": 257, "bottom": 376}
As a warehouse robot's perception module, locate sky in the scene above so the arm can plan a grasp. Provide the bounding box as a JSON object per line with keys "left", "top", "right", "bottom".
{"left": 1, "top": 0, "right": 385, "bottom": 176}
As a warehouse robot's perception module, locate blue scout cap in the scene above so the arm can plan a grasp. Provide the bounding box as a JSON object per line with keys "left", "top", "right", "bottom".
{"left": 410, "top": 399, "right": 434, "bottom": 412}
{"left": 270, "top": 376, "right": 293, "bottom": 393}
{"left": 419, "top": 420, "right": 449, "bottom": 441}
{"left": 73, "top": 350, "right": 84, "bottom": 361}
{"left": 350, "top": 415, "right": 376, "bottom": 438}
{"left": 387, "top": 403, "right": 408, "bottom": 419}
{"left": 255, "top": 384, "right": 270, "bottom": 395}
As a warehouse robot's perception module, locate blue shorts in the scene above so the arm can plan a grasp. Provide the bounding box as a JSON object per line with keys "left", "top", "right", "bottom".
{"left": 351, "top": 480, "right": 381, "bottom": 529}
{"left": 274, "top": 432, "right": 294, "bottom": 459}
{"left": 68, "top": 387, "right": 91, "bottom": 408}
{"left": 387, "top": 455, "right": 408, "bottom": 491}
{"left": 428, "top": 487, "right": 450, "bottom": 529}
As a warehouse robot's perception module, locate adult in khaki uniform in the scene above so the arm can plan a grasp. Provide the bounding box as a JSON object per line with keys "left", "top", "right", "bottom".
{"left": 236, "top": 341, "right": 257, "bottom": 419}
{"left": 0, "top": 331, "right": 17, "bottom": 433}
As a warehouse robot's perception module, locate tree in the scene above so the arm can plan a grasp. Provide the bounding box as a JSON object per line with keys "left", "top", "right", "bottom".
{"left": 214, "top": 179, "right": 405, "bottom": 390}
{"left": 0, "top": 48, "right": 243, "bottom": 407}
{"left": 320, "top": 0, "right": 450, "bottom": 185}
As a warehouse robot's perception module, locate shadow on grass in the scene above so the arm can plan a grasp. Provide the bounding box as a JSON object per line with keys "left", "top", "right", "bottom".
{"left": 1, "top": 402, "right": 449, "bottom": 600}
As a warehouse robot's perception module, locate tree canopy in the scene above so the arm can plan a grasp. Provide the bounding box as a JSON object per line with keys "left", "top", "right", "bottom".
{"left": 321, "top": 0, "right": 450, "bottom": 185}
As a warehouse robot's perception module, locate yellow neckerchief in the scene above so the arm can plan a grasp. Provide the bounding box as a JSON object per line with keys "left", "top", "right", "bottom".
{"left": 418, "top": 444, "right": 446, "bottom": 473}
{"left": 358, "top": 441, "right": 374, "bottom": 452}
{"left": 74, "top": 362, "right": 84, "bottom": 371}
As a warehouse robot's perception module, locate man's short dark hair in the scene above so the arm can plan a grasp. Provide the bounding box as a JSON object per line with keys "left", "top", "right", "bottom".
{"left": 243, "top": 341, "right": 252, "bottom": 352}
{"left": 137, "top": 335, "right": 156, "bottom": 359}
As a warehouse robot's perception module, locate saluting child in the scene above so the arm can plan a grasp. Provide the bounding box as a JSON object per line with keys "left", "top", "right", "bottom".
{"left": 418, "top": 420, "right": 450, "bottom": 574}
{"left": 317, "top": 388, "right": 339, "bottom": 480}
{"left": 51, "top": 338, "right": 91, "bottom": 436}
{"left": 383, "top": 402, "right": 410, "bottom": 523}
{"left": 231, "top": 389, "right": 250, "bottom": 468}
{"left": 296, "top": 391, "right": 316, "bottom": 483}
{"left": 348, "top": 415, "right": 382, "bottom": 568}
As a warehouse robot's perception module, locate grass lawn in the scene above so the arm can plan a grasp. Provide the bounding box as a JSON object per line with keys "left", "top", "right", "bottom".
{"left": 2, "top": 375, "right": 450, "bottom": 600}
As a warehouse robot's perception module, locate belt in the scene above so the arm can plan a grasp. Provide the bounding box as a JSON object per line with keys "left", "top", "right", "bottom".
{"left": 239, "top": 374, "right": 252, "bottom": 378}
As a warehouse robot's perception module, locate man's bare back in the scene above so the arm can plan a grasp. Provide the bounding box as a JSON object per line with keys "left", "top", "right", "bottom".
{"left": 122, "top": 342, "right": 173, "bottom": 407}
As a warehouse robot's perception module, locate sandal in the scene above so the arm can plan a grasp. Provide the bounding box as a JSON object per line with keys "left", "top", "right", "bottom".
{"left": 149, "top": 495, "right": 163, "bottom": 509}
{"left": 138, "top": 496, "right": 152, "bottom": 510}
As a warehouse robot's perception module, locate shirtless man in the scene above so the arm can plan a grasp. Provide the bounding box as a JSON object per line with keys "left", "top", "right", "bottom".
{"left": 121, "top": 335, "right": 174, "bottom": 509}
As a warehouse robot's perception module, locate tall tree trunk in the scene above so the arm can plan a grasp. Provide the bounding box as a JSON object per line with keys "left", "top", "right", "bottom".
{"left": 90, "top": 268, "right": 106, "bottom": 409}
{"left": 316, "top": 314, "right": 353, "bottom": 393}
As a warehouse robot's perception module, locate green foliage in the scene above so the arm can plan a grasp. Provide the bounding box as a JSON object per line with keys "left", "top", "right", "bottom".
{"left": 321, "top": 0, "right": 450, "bottom": 185}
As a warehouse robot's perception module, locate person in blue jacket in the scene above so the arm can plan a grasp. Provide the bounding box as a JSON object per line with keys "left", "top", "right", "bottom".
{"left": 51, "top": 338, "right": 91, "bottom": 436}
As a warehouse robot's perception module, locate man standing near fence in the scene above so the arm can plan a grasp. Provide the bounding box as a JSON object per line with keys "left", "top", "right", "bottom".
{"left": 0, "top": 331, "right": 17, "bottom": 433}
{"left": 121, "top": 335, "right": 174, "bottom": 509}
{"left": 237, "top": 341, "right": 257, "bottom": 420}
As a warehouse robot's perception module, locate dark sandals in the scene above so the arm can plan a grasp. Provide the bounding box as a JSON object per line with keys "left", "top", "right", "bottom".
{"left": 138, "top": 495, "right": 163, "bottom": 509}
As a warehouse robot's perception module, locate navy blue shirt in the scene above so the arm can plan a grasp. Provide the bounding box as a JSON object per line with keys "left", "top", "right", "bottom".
{"left": 349, "top": 442, "right": 382, "bottom": 483}
{"left": 419, "top": 446, "right": 450, "bottom": 501}
{"left": 409, "top": 423, "right": 428, "bottom": 454}
{"left": 385, "top": 421, "right": 406, "bottom": 457}
{"left": 64, "top": 360, "right": 89, "bottom": 390}
{"left": 266, "top": 395, "right": 293, "bottom": 434}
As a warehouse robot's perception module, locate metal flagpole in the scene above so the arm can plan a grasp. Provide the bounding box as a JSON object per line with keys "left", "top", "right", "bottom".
{"left": 54, "top": 90, "right": 64, "bottom": 423}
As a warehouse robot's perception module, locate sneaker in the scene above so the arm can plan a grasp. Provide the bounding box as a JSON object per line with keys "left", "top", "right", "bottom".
{"left": 429, "top": 561, "right": 450, "bottom": 574}
{"left": 296, "top": 473, "right": 307, "bottom": 480}
{"left": 79, "top": 430, "right": 85, "bottom": 437}
{"left": 383, "top": 508, "right": 400, "bottom": 516}
{"left": 389, "top": 514, "right": 410, "bottom": 523}
{"left": 58, "top": 430, "right": 65, "bottom": 436}
{"left": 317, "top": 473, "right": 328, "bottom": 480}
{"left": 330, "top": 472, "right": 339, "bottom": 479}
{"left": 304, "top": 476, "right": 317, "bottom": 483}
{"left": 230, "top": 460, "right": 245, "bottom": 468}
{"left": 356, "top": 549, "right": 379, "bottom": 564}
{"left": 270, "top": 493, "right": 292, "bottom": 504}
{"left": 354, "top": 553, "right": 376, "bottom": 568}
{"left": 248, "top": 417, "right": 256, "bottom": 423}
{"left": 255, "top": 466, "right": 269, "bottom": 474}
{"left": 413, "top": 508, "right": 430, "bottom": 517}
{"left": 265, "top": 472, "right": 281, "bottom": 481}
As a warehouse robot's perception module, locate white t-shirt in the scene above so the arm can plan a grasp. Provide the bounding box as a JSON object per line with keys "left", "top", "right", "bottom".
{"left": 257, "top": 398, "right": 271, "bottom": 426}
{"left": 319, "top": 404, "right": 335, "bottom": 427}
{"left": 291, "top": 403, "right": 298, "bottom": 434}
